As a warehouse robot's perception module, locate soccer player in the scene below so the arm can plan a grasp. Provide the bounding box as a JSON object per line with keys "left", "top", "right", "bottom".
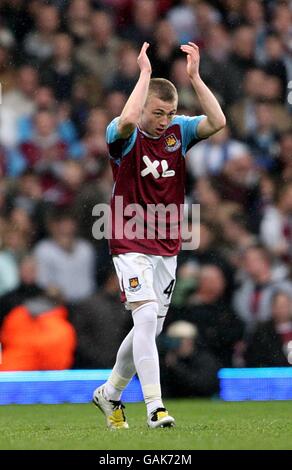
{"left": 93, "top": 42, "right": 226, "bottom": 428}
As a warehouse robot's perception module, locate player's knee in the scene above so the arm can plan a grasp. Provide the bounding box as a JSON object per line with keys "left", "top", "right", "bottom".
{"left": 131, "top": 301, "right": 159, "bottom": 325}
{"left": 128, "top": 299, "right": 156, "bottom": 311}
{"left": 155, "top": 304, "right": 168, "bottom": 336}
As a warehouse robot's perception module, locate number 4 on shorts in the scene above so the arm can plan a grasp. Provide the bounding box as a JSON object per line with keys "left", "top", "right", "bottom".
{"left": 163, "top": 280, "right": 175, "bottom": 299}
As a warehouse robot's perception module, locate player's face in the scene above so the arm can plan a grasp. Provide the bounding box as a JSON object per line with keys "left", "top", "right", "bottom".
{"left": 140, "top": 95, "right": 177, "bottom": 137}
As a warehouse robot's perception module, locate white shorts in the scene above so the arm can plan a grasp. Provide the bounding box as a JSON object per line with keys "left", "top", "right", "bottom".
{"left": 113, "top": 253, "right": 177, "bottom": 316}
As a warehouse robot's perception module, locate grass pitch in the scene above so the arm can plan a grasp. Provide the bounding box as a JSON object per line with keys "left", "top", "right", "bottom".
{"left": 0, "top": 399, "right": 292, "bottom": 450}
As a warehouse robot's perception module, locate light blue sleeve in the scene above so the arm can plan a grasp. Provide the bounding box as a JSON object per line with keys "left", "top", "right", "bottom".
{"left": 173, "top": 115, "right": 206, "bottom": 156}
{"left": 106, "top": 117, "right": 137, "bottom": 158}
{"left": 106, "top": 117, "right": 121, "bottom": 143}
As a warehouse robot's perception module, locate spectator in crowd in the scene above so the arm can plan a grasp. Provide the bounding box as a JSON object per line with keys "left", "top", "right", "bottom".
{"left": 9, "top": 205, "right": 34, "bottom": 246}
{"left": 168, "top": 265, "right": 243, "bottom": 367}
{"left": 0, "top": 151, "right": 6, "bottom": 179}
{"left": 166, "top": 0, "right": 197, "bottom": 44}
{"left": 187, "top": 125, "right": 252, "bottom": 178}
{"left": 70, "top": 81, "right": 92, "bottom": 137}
{"left": 19, "top": 109, "right": 71, "bottom": 193}
{"left": 262, "top": 73, "right": 288, "bottom": 106}
{"left": 80, "top": 108, "right": 109, "bottom": 178}
{"left": 69, "top": 266, "right": 132, "bottom": 368}
{"left": 242, "top": 0, "right": 267, "bottom": 64}
{"left": 277, "top": 131, "right": 292, "bottom": 182}
{"left": 271, "top": 2, "right": 292, "bottom": 56}
{"left": 233, "top": 245, "right": 292, "bottom": 335}
{"left": 228, "top": 68, "right": 266, "bottom": 139}
{"left": 213, "top": 146, "right": 259, "bottom": 212}
{"left": 148, "top": 19, "right": 179, "bottom": 79}
{"left": 199, "top": 23, "right": 231, "bottom": 105}
{"left": 246, "top": 291, "right": 292, "bottom": 367}
{"left": 104, "top": 90, "right": 127, "bottom": 123}
{"left": 65, "top": 0, "right": 92, "bottom": 45}
{"left": 0, "top": 226, "right": 19, "bottom": 297}
{"left": 34, "top": 209, "right": 96, "bottom": 302}
{"left": 220, "top": 212, "right": 257, "bottom": 269}
{"left": 178, "top": 218, "right": 235, "bottom": 299}
{"left": 229, "top": 69, "right": 291, "bottom": 140}
{"left": 159, "top": 321, "right": 220, "bottom": 398}
{"left": 6, "top": 170, "right": 50, "bottom": 240}
{"left": 4, "top": 221, "right": 31, "bottom": 258}
{"left": 1, "top": 65, "right": 39, "bottom": 147}
{"left": 225, "top": 25, "right": 257, "bottom": 105}
{"left": 179, "top": 219, "right": 227, "bottom": 270}
{"left": 218, "top": 0, "right": 244, "bottom": 29}
{"left": 0, "top": 255, "right": 45, "bottom": 321}
{"left": 263, "top": 32, "right": 288, "bottom": 102}
{"left": 246, "top": 100, "right": 279, "bottom": 170}
{"left": 43, "top": 160, "right": 86, "bottom": 208}
{"left": 0, "top": 43, "right": 16, "bottom": 93}
{"left": 0, "top": 0, "right": 33, "bottom": 44}
{"left": 170, "top": 260, "right": 200, "bottom": 310}
{"left": 170, "top": 56, "right": 199, "bottom": 111}
{"left": 23, "top": 3, "right": 60, "bottom": 65}
{"left": 257, "top": 173, "right": 277, "bottom": 213}
{"left": 16, "top": 85, "right": 79, "bottom": 148}
{"left": 41, "top": 32, "right": 83, "bottom": 102}
{"left": 0, "top": 8, "right": 16, "bottom": 53}
{"left": 0, "top": 283, "right": 76, "bottom": 371}
{"left": 195, "top": 1, "right": 222, "bottom": 43}
{"left": 0, "top": 203, "right": 32, "bottom": 266}
{"left": 190, "top": 178, "right": 223, "bottom": 226}
{"left": 108, "top": 42, "right": 140, "bottom": 95}
{"left": 76, "top": 10, "right": 121, "bottom": 87}
{"left": 260, "top": 183, "right": 292, "bottom": 263}
{"left": 120, "top": 0, "right": 158, "bottom": 46}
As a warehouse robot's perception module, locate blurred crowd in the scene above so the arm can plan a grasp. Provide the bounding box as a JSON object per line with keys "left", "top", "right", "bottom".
{"left": 0, "top": 0, "right": 292, "bottom": 397}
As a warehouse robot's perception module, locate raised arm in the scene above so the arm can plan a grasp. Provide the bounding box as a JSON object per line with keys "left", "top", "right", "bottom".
{"left": 180, "top": 42, "right": 226, "bottom": 139}
{"left": 117, "top": 42, "right": 152, "bottom": 139}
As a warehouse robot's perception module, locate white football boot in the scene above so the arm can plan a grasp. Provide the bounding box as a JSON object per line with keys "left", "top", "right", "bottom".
{"left": 147, "top": 407, "right": 175, "bottom": 428}
{"left": 93, "top": 384, "right": 129, "bottom": 430}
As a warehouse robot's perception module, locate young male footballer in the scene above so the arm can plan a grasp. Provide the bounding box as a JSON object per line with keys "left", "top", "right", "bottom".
{"left": 93, "top": 42, "right": 226, "bottom": 428}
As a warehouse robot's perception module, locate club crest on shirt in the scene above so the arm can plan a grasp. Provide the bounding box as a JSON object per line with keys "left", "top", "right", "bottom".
{"left": 128, "top": 277, "right": 141, "bottom": 292}
{"left": 165, "top": 134, "right": 181, "bottom": 152}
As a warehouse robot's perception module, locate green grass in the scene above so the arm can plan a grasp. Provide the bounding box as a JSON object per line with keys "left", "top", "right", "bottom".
{"left": 0, "top": 399, "right": 292, "bottom": 450}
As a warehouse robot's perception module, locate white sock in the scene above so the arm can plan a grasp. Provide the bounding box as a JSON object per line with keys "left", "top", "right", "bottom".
{"left": 146, "top": 315, "right": 166, "bottom": 416}
{"left": 132, "top": 302, "right": 164, "bottom": 415}
{"left": 104, "top": 328, "right": 135, "bottom": 401}
{"left": 103, "top": 312, "right": 166, "bottom": 404}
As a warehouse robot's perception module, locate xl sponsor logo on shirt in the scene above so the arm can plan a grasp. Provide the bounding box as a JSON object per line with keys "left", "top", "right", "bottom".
{"left": 140, "top": 155, "right": 175, "bottom": 179}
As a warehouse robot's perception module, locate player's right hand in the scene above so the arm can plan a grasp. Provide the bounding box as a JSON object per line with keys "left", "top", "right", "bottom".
{"left": 137, "top": 42, "right": 152, "bottom": 74}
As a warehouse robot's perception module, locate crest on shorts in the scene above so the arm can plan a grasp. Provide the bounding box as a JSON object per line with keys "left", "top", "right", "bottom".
{"left": 165, "top": 133, "right": 181, "bottom": 152}
{"left": 128, "top": 277, "right": 141, "bottom": 292}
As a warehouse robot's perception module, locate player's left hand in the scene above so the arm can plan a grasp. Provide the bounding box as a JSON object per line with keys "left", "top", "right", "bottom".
{"left": 137, "top": 42, "right": 152, "bottom": 75}
{"left": 180, "top": 42, "right": 200, "bottom": 78}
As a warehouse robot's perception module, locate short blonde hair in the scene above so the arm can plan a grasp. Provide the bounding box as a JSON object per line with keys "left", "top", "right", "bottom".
{"left": 148, "top": 78, "right": 178, "bottom": 103}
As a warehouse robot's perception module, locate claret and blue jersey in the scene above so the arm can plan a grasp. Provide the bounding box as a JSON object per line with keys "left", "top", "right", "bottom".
{"left": 106, "top": 114, "right": 206, "bottom": 256}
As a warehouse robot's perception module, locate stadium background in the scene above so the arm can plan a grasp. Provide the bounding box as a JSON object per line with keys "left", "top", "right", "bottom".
{"left": 0, "top": 0, "right": 292, "bottom": 400}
